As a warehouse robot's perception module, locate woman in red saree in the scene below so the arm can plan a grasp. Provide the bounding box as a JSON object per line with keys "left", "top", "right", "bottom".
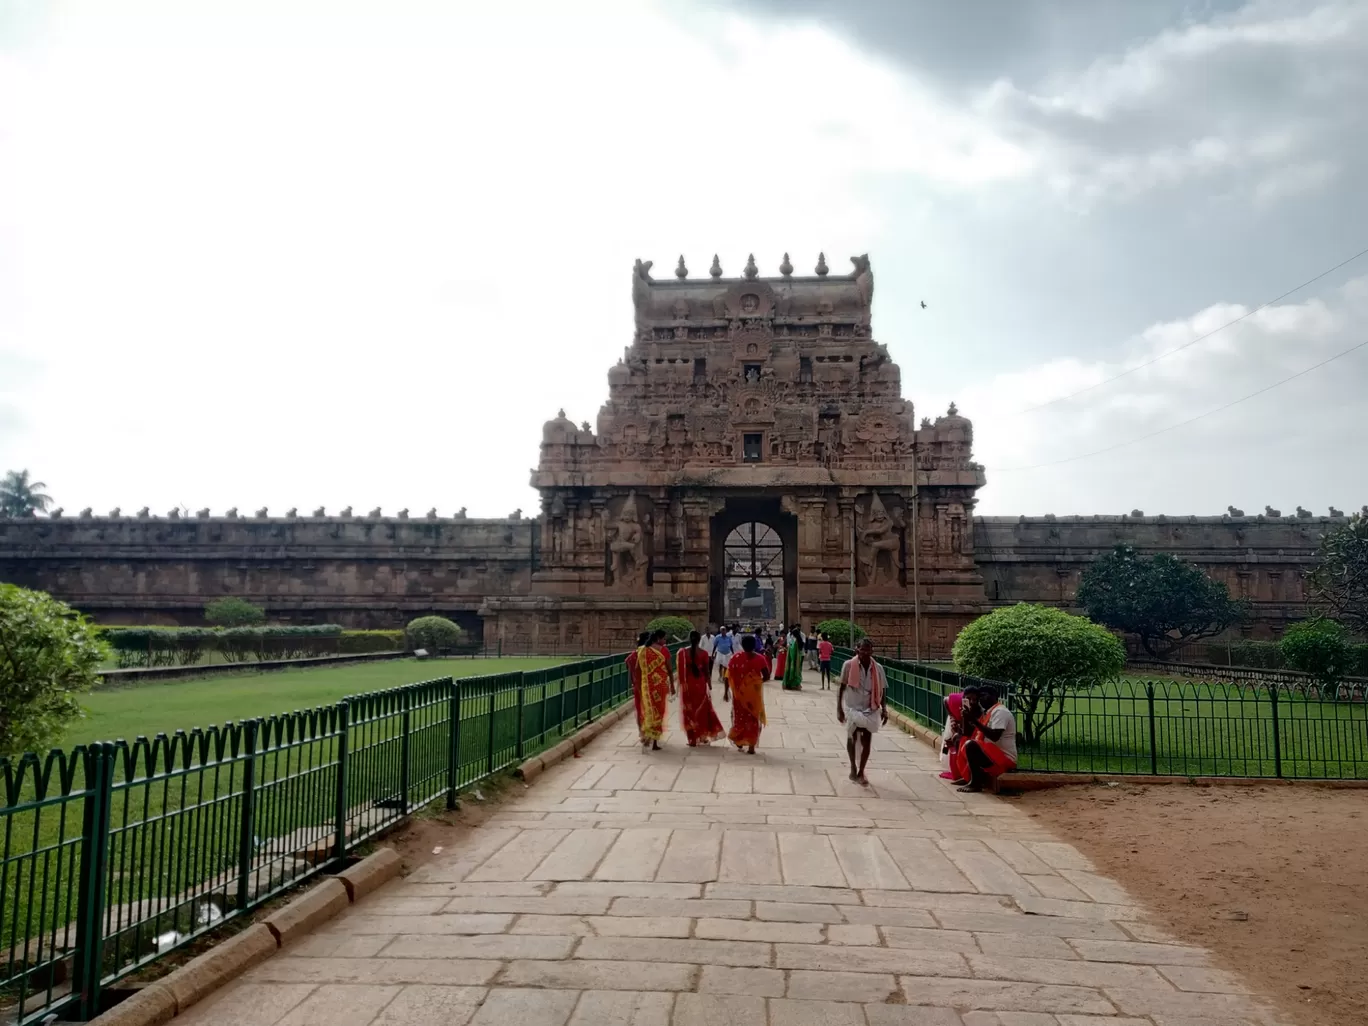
{"left": 939, "top": 689, "right": 970, "bottom": 781}
{"left": 636, "top": 633, "right": 673, "bottom": 750}
{"left": 725, "top": 634, "right": 768, "bottom": 754}
{"left": 677, "top": 631, "right": 725, "bottom": 746}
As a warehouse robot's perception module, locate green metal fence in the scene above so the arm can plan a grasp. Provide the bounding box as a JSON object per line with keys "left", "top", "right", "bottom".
{"left": 834, "top": 650, "right": 1368, "bottom": 781}
{"left": 0, "top": 654, "right": 630, "bottom": 1023}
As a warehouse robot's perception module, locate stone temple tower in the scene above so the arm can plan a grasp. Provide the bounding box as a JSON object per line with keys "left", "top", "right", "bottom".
{"left": 482, "top": 253, "right": 988, "bottom": 653}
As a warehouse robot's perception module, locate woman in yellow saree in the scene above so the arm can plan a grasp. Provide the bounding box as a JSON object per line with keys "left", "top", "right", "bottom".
{"left": 636, "top": 632, "right": 673, "bottom": 750}
{"left": 725, "top": 634, "right": 768, "bottom": 754}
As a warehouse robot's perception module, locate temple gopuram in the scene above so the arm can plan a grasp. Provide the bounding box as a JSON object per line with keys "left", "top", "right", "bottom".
{"left": 0, "top": 254, "right": 1344, "bottom": 656}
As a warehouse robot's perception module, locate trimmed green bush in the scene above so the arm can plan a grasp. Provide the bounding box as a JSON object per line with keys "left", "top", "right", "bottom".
{"left": 0, "top": 583, "right": 106, "bottom": 755}
{"left": 406, "top": 616, "right": 463, "bottom": 653}
{"left": 953, "top": 603, "right": 1125, "bottom": 746}
{"left": 1280, "top": 618, "right": 1349, "bottom": 692}
{"left": 102, "top": 624, "right": 345, "bottom": 666}
{"left": 204, "top": 597, "right": 266, "bottom": 627}
{"left": 339, "top": 629, "right": 405, "bottom": 654}
{"left": 644, "top": 616, "right": 693, "bottom": 641}
{"left": 813, "top": 619, "right": 867, "bottom": 647}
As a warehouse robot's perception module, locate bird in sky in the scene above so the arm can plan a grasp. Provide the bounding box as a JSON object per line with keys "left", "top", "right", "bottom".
{"left": 920, "top": 300, "right": 927, "bottom": 309}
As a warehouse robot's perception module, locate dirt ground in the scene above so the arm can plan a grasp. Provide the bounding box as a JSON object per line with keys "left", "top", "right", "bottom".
{"left": 1020, "top": 782, "right": 1368, "bottom": 1026}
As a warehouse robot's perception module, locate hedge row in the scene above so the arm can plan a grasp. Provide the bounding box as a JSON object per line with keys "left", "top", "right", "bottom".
{"left": 1204, "top": 639, "right": 1368, "bottom": 678}
{"left": 100, "top": 626, "right": 404, "bottom": 668}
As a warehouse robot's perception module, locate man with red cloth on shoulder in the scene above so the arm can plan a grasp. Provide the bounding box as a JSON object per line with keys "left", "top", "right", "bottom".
{"left": 956, "top": 684, "right": 1017, "bottom": 793}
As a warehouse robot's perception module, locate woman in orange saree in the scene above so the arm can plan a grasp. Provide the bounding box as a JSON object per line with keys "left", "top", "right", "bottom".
{"left": 677, "top": 631, "right": 725, "bottom": 747}
{"left": 636, "top": 634, "right": 672, "bottom": 750}
{"left": 725, "top": 634, "right": 768, "bottom": 754}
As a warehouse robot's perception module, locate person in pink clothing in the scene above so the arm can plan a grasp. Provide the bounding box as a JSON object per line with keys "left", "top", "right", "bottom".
{"left": 816, "top": 633, "right": 834, "bottom": 689}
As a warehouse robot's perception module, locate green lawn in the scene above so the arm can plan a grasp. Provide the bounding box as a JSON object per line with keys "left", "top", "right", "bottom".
{"left": 68, "top": 657, "right": 570, "bottom": 747}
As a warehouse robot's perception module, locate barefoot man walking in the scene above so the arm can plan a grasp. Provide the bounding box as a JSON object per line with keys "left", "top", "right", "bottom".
{"left": 837, "top": 639, "right": 888, "bottom": 786}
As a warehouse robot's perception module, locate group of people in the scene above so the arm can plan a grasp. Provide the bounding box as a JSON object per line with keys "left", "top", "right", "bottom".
{"left": 625, "top": 629, "right": 900, "bottom": 788}
{"left": 697, "top": 625, "right": 837, "bottom": 692}
{"left": 939, "top": 684, "right": 1018, "bottom": 792}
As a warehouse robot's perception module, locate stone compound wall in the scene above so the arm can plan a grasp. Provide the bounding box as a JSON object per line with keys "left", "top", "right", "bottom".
{"left": 0, "top": 515, "right": 535, "bottom": 634}
{"left": 0, "top": 509, "right": 1342, "bottom": 647}
{"left": 976, "top": 512, "right": 1341, "bottom": 638}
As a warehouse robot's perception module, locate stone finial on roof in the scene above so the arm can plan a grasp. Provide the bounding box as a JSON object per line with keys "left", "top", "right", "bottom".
{"left": 136, "top": 507, "right": 150, "bottom": 518}
{"left": 50, "top": 507, "right": 63, "bottom": 518}
{"left": 744, "top": 254, "right": 759, "bottom": 279}
{"left": 1330, "top": 506, "right": 1344, "bottom": 517}
{"left": 1227, "top": 506, "right": 1245, "bottom": 517}
{"left": 1130, "top": 509, "right": 1144, "bottom": 518}
{"left": 947, "top": 401, "right": 959, "bottom": 416}
{"left": 920, "top": 417, "right": 932, "bottom": 429}
{"left": 313, "top": 506, "right": 325, "bottom": 517}
{"left": 109, "top": 507, "right": 121, "bottom": 517}
{"left": 454, "top": 507, "right": 468, "bottom": 519}
{"left": 675, "top": 255, "right": 688, "bottom": 279}
{"left": 368, "top": 507, "right": 382, "bottom": 518}
{"left": 79, "top": 507, "right": 93, "bottom": 518}
{"left": 225, "top": 507, "right": 238, "bottom": 518}
{"left": 426, "top": 507, "right": 438, "bottom": 518}
{"left": 339, "top": 506, "right": 352, "bottom": 517}
{"left": 196, "top": 508, "right": 210, "bottom": 518}
{"left": 167, "top": 508, "right": 180, "bottom": 519}
{"left": 710, "top": 254, "right": 722, "bottom": 278}
{"left": 397, "top": 508, "right": 409, "bottom": 519}
{"left": 779, "top": 253, "right": 793, "bottom": 277}
{"left": 255, "top": 507, "right": 268, "bottom": 518}
{"left": 286, "top": 507, "right": 298, "bottom": 518}
{"left": 1264, "top": 505, "right": 1281, "bottom": 517}
{"left": 815, "top": 252, "right": 829, "bottom": 276}
{"left": 1295, "top": 505, "right": 1312, "bottom": 518}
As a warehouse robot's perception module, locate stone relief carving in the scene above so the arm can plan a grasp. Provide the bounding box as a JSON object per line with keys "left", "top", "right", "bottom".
{"left": 606, "top": 492, "right": 648, "bottom": 587}
{"left": 857, "top": 493, "right": 904, "bottom": 587}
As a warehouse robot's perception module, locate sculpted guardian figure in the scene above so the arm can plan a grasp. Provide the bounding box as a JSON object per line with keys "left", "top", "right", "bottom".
{"left": 608, "top": 493, "right": 647, "bottom": 586}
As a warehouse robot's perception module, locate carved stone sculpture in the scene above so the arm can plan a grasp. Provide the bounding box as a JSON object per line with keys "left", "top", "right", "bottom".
{"left": 79, "top": 507, "right": 93, "bottom": 518}
{"left": 1130, "top": 509, "right": 1144, "bottom": 518}
{"left": 339, "top": 506, "right": 352, "bottom": 517}
{"left": 1265, "top": 506, "right": 1282, "bottom": 517}
{"left": 454, "top": 507, "right": 468, "bottom": 519}
{"left": 109, "top": 507, "right": 121, "bottom": 517}
{"left": 511, "top": 509, "right": 522, "bottom": 520}
{"left": 857, "top": 493, "right": 903, "bottom": 586}
{"left": 256, "top": 507, "right": 269, "bottom": 518}
{"left": 397, "top": 508, "right": 409, "bottom": 519}
{"left": 368, "top": 507, "right": 382, "bottom": 518}
{"left": 426, "top": 507, "right": 438, "bottom": 519}
{"left": 225, "top": 507, "right": 238, "bottom": 518}
{"left": 631, "top": 258, "right": 653, "bottom": 332}
{"left": 167, "top": 508, "right": 180, "bottom": 519}
{"left": 196, "top": 508, "right": 210, "bottom": 518}
{"left": 1329, "top": 506, "right": 1344, "bottom": 517}
{"left": 1227, "top": 506, "right": 1245, "bottom": 517}
{"left": 286, "top": 507, "right": 298, "bottom": 518}
{"left": 1295, "top": 506, "right": 1312, "bottom": 518}
{"left": 136, "top": 507, "right": 150, "bottom": 518}
{"left": 50, "top": 508, "right": 63, "bottom": 518}
{"left": 850, "top": 254, "right": 873, "bottom": 307}
{"left": 607, "top": 493, "right": 647, "bottom": 586}
{"left": 313, "top": 506, "right": 326, "bottom": 517}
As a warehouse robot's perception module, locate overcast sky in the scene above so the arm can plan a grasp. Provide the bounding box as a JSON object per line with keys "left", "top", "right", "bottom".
{"left": 1, "top": 0, "right": 1365, "bottom": 518}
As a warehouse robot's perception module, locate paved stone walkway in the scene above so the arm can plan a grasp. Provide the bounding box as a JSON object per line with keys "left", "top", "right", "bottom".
{"left": 179, "top": 671, "right": 1286, "bottom": 1026}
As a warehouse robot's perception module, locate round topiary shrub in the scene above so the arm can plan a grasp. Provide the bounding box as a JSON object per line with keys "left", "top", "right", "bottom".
{"left": 813, "top": 619, "right": 867, "bottom": 647}
{"left": 1280, "top": 617, "right": 1349, "bottom": 693}
{"left": 204, "top": 596, "right": 266, "bottom": 627}
{"left": 645, "top": 616, "right": 693, "bottom": 641}
{"left": 406, "top": 615, "right": 464, "bottom": 653}
{"left": 952, "top": 603, "right": 1124, "bottom": 746}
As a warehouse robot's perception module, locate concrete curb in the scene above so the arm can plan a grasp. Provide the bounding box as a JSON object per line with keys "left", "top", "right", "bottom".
{"left": 88, "top": 848, "right": 400, "bottom": 1026}
{"left": 517, "top": 699, "right": 633, "bottom": 783}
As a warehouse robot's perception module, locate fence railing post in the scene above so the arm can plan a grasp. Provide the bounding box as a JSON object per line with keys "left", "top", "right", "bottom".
{"left": 1146, "top": 683, "right": 1158, "bottom": 775}
{"left": 399, "top": 688, "right": 412, "bottom": 813}
{"left": 516, "top": 681, "right": 526, "bottom": 760}
{"left": 447, "top": 679, "right": 461, "bottom": 809}
{"left": 236, "top": 720, "right": 259, "bottom": 912}
{"left": 332, "top": 702, "right": 349, "bottom": 861}
{"left": 72, "top": 742, "right": 114, "bottom": 1021}
{"left": 486, "top": 679, "right": 499, "bottom": 776}
{"left": 1270, "top": 684, "right": 1282, "bottom": 779}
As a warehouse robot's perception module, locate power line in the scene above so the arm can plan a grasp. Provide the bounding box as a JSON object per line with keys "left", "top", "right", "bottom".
{"left": 992, "top": 337, "right": 1368, "bottom": 472}
{"left": 1010, "top": 243, "right": 1368, "bottom": 416}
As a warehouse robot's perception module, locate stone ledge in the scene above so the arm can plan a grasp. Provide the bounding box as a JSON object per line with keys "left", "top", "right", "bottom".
{"left": 517, "top": 699, "right": 634, "bottom": 783}
{"left": 161, "top": 924, "right": 277, "bottom": 1013}
{"left": 88, "top": 982, "right": 178, "bottom": 1026}
{"left": 262, "top": 878, "right": 350, "bottom": 947}
{"left": 332, "top": 847, "right": 403, "bottom": 903}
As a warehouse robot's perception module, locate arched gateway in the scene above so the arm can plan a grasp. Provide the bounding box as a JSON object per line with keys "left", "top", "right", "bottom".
{"left": 484, "top": 254, "right": 987, "bottom": 653}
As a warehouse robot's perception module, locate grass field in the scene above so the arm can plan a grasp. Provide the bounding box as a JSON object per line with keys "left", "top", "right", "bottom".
{"left": 68, "top": 657, "right": 570, "bottom": 747}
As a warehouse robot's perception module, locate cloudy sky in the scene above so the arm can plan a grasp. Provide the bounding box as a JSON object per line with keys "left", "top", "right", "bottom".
{"left": 1, "top": 0, "right": 1365, "bottom": 518}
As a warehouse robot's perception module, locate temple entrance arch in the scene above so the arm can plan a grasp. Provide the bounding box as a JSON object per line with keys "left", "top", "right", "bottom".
{"left": 709, "top": 498, "right": 797, "bottom": 629}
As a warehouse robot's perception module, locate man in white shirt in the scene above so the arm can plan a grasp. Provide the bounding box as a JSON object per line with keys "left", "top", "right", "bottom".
{"left": 700, "top": 629, "right": 716, "bottom": 689}
{"left": 958, "top": 684, "right": 1017, "bottom": 793}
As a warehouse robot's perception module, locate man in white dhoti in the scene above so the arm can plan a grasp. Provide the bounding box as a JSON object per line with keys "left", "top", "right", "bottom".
{"left": 836, "top": 639, "right": 888, "bottom": 787}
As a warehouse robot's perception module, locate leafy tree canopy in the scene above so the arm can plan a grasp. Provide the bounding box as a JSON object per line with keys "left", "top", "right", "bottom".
{"left": 812, "top": 619, "right": 867, "bottom": 647}
{"left": 406, "top": 615, "right": 463, "bottom": 652}
{"left": 1280, "top": 617, "right": 1349, "bottom": 692}
{"left": 204, "top": 596, "right": 267, "bottom": 627}
{"left": 0, "top": 469, "right": 53, "bottom": 518}
{"left": 953, "top": 603, "right": 1125, "bottom": 746}
{"left": 1076, "top": 545, "right": 1244, "bottom": 658}
{"left": 645, "top": 616, "right": 693, "bottom": 641}
{"left": 0, "top": 583, "right": 106, "bottom": 756}
{"left": 1309, "top": 510, "right": 1368, "bottom": 637}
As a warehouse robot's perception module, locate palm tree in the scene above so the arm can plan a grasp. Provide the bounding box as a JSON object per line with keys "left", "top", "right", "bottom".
{"left": 0, "top": 469, "right": 54, "bottom": 517}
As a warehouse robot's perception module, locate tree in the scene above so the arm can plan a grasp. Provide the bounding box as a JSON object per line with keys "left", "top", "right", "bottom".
{"left": 0, "top": 584, "right": 107, "bottom": 756}
{"left": 952, "top": 603, "right": 1125, "bottom": 746}
{"left": 1076, "top": 545, "right": 1244, "bottom": 658}
{"left": 0, "top": 469, "right": 53, "bottom": 518}
{"left": 812, "top": 619, "right": 867, "bottom": 648}
{"left": 1280, "top": 617, "right": 1349, "bottom": 693}
{"left": 406, "top": 615, "right": 463, "bottom": 653}
{"left": 644, "top": 616, "right": 693, "bottom": 641}
{"left": 1308, "top": 511, "right": 1368, "bottom": 637}
{"left": 204, "top": 597, "right": 266, "bottom": 627}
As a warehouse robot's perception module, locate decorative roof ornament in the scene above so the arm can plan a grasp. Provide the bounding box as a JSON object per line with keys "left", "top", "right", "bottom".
{"left": 675, "top": 255, "right": 688, "bottom": 279}
{"left": 947, "top": 401, "right": 959, "bottom": 416}
{"left": 815, "top": 252, "right": 829, "bottom": 276}
{"left": 709, "top": 254, "right": 722, "bottom": 278}
{"left": 779, "top": 252, "right": 793, "bottom": 277}
{"left": 743, "top": 253, "right": 758, "bottom": 280}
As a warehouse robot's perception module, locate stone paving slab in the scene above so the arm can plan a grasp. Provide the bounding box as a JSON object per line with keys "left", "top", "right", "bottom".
{"left": 175, "top": 670, "right": 1292, "bottom": 1026}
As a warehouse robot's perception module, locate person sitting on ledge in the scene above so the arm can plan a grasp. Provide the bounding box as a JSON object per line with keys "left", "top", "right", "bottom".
{"left": 956, "top": 684, "right": 1016, "bottom": 793}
